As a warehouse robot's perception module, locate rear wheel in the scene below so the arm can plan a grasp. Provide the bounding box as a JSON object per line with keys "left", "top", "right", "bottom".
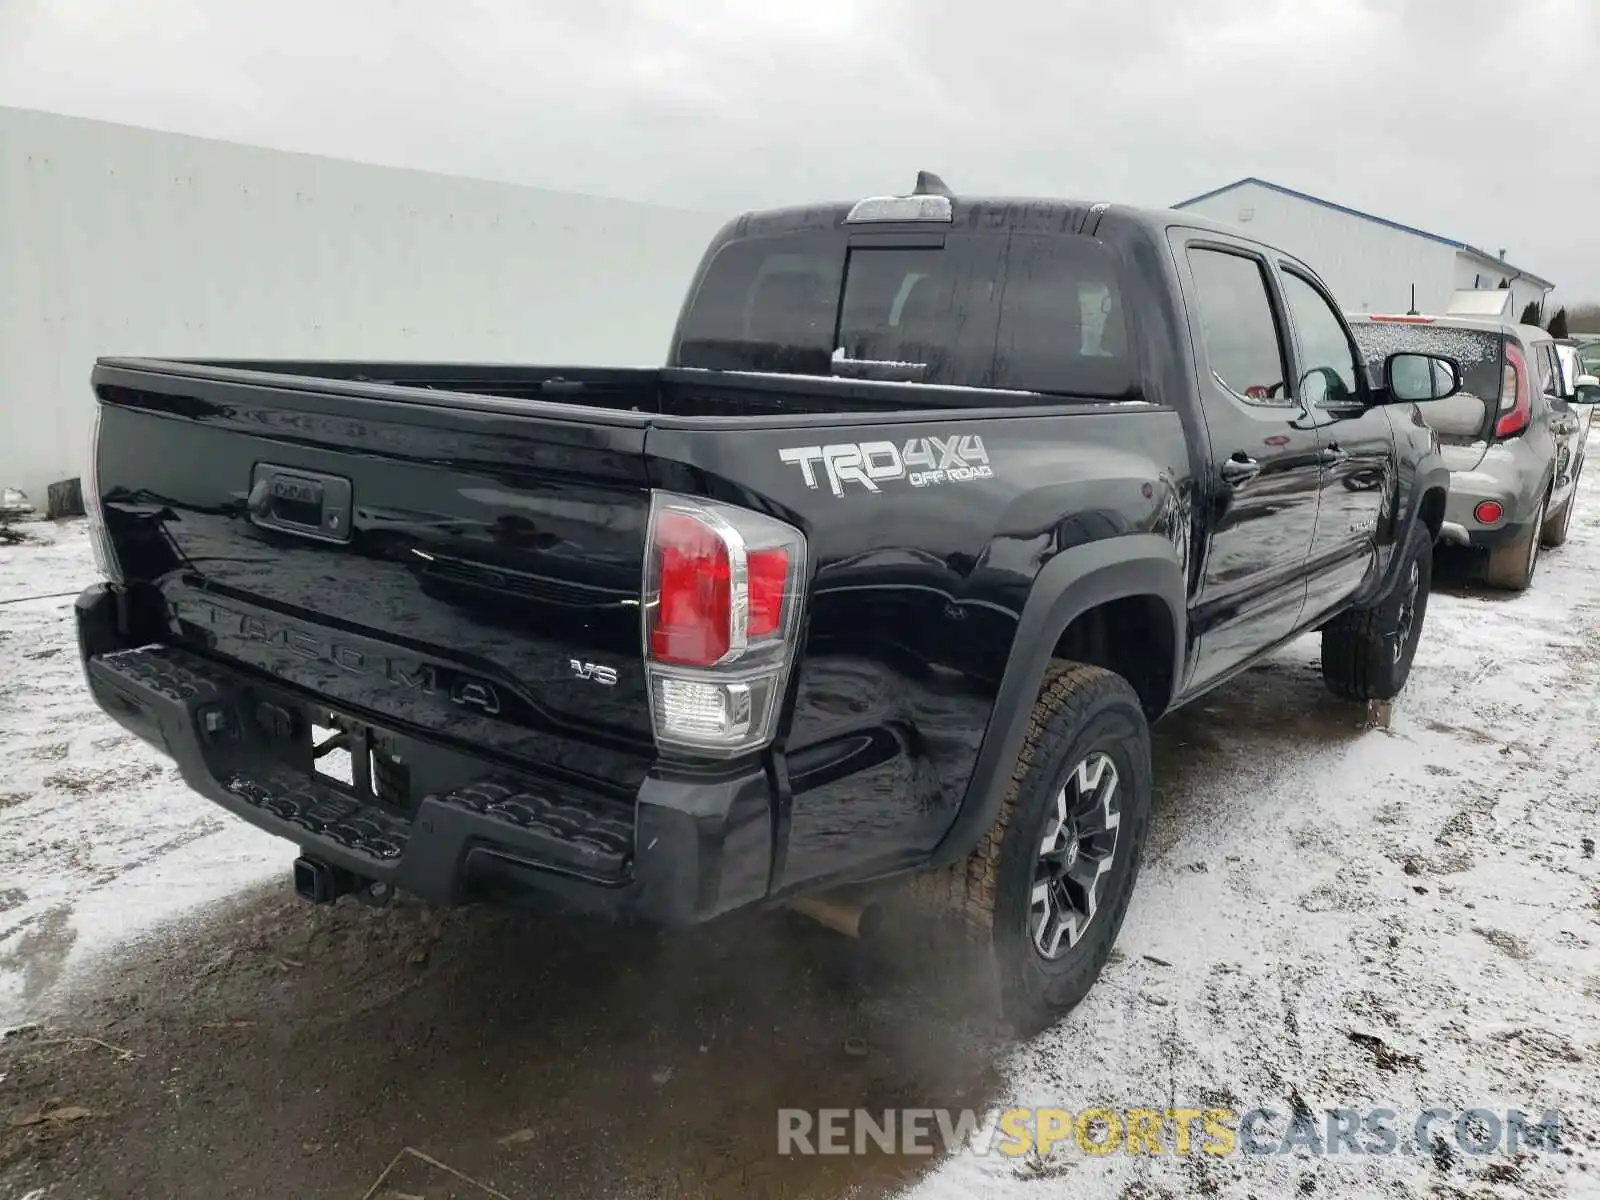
{"left": 1321, "top": 521, "right": 1432, "bottom": 701}
{"left": 914, "top": 662, "right": 1152, "bottom": 1035}
{"left": 1485, "top": 493, "right": 1546, "bottom": 591}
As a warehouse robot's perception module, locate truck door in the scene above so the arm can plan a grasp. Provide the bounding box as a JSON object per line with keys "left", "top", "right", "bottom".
{"left": 1275, "top": 265, "right": 1394, "bottom": 625}
{"left": 1176, "top": 240, "right": 1324, "bottom": 692}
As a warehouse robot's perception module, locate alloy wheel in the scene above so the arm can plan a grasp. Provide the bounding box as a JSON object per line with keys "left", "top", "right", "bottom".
{"left": 1030, "top": 751, "right": 1122, "bottom": 960}
{"left": 1393, "top": 560, "right": 1421, "bottom": 665}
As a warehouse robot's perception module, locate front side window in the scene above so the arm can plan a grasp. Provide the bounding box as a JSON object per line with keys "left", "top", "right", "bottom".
{"left": 1185, "top": 248, "right": 1289, "bottom": 405}
{"left": 1279, "top": 271, "right": 1360, "bottom": 407}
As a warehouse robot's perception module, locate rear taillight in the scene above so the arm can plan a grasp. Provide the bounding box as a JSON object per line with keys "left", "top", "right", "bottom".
{"left": 643, "top": 492, "right": 806, "bottom": 756}
{"left": 82, "top": 403, "right": 122, "bottom": 583}
{"left": 1494, "top": 345, "right": 1532, "bottom": 439}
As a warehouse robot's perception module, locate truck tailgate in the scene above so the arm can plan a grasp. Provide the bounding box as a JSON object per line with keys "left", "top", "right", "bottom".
{"left": 92, "top": 363, "right": 657, "bottom": 792}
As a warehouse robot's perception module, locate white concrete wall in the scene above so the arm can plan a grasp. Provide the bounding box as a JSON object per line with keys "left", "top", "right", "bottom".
{"left": 1451, "top": 252, "right": 1550, "bottom": 323}
{"left": 1177, "top": 181, "right": 1462, "bottom": 317}
{"left": 0, "top": 107, "right": 727, "bottom": 501}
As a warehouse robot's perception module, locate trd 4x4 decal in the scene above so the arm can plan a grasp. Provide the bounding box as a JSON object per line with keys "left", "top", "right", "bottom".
{"left": 779, "top": 435, "right": 993, "bottom": 497}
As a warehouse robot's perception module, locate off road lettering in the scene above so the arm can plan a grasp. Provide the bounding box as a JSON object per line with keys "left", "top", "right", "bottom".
{"left": 780, "top": 435, "right": 993, "bottom": 496}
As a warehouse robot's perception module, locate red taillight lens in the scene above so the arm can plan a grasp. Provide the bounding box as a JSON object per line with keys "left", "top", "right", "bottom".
{"left": 642, "top": 493, "right": 808, "bottom": 757}
{"left": 650, "top": 511, "right": 732, "bottom": 666}
{"left": 1495, "top": 345, "right": 1532, "bottom": 438}
{"left": 1474, "top": 501, "right": 1504, "bottom": 524}
{"left": 747, "top": 548, "right": 790, "bottom": 638}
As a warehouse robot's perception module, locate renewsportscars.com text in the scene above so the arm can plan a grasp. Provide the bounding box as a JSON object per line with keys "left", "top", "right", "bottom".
{"left": 777, "top": 1106, "right": 1564, "bottom": 1159}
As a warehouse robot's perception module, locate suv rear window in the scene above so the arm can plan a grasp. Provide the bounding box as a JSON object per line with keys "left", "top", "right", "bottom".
{"left": 674, "top": 232, "right": 1134, "bottom": 398}
{"left": 1350, "top": 322, "right": 1504, "bottom": 441}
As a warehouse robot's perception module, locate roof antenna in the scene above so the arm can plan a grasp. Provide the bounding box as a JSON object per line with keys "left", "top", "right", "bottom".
{"left": 913, "top": 171, "right": 953, "bottom": 198}
{"left": 1407, "top": 284, "right": 1418, "bottom": 317}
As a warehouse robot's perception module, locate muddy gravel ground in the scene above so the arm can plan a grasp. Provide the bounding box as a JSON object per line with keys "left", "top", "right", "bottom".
{"left": 4, "top": 474, "right": 1600, "bottom": 1199}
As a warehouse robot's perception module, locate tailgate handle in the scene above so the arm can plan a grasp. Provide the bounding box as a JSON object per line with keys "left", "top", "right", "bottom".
{"left": 249, "top": 463, "right": 354, "bottom": 544}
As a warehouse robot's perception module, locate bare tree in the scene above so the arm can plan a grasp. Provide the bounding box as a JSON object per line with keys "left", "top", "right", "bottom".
{"left": 1567, "top": 303, "right": 1600, "bottom": 334}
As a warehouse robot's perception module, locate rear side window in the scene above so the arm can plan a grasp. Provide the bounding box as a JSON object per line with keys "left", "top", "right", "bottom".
{"left": 674, "top": 231, "right": 1134, "bottom": 398}
{"left": 1184, "top": 248, "right": 1289, "bottom": 404}
{"left": 1536, "top": 344, "right": 1562, "bottom": 397}
{"left": 1349, "top": 322, "right": 1504, "bottom": 441}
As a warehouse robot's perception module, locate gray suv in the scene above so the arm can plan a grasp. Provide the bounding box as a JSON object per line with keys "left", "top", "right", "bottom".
{"left": 1349, "top": 314, "right": 1597, "bottom": 590}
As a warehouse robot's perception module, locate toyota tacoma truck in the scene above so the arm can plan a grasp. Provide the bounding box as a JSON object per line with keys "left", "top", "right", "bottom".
{"left": 75, "top": 175, "right": 1460, "bottom": 1033}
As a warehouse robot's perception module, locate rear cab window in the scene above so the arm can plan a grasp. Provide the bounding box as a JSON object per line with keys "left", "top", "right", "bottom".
{"left": 673, "top": 229, "right": 1136, "bottom": 400}
{"left": 1350, "top": 321, "right": 1505, "bottom": 443}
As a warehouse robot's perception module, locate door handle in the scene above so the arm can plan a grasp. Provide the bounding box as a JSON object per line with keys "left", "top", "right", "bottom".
{"left": 1219, "top": 454, "right": 1262, "bottom": 484}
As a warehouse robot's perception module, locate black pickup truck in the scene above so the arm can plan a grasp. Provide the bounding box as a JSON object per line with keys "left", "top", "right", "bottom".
{"left": 76, "top": 176, "right": 1461, "bottom": 1032}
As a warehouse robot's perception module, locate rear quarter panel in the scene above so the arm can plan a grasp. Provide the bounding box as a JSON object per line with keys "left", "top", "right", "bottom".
{"left": 644, "top": 404, "right": 1191, "bottom": 891}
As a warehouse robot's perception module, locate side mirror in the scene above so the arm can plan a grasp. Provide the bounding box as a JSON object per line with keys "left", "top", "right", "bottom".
{"left": 1383, "top": 352, "right": 1463, "bottom": 403}
{"left": 1574, "top": 374, "right": 1600, "bottom": 404}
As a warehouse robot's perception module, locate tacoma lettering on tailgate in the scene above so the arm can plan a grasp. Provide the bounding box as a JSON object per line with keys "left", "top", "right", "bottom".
{"left": 178, "top": 597, "right": 505, "bottom": 715}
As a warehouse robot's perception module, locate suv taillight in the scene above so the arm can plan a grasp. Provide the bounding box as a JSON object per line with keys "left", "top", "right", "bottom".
{"left": 82, "top": 404, "right": 122, "bottom": 583}
{"left": 1495, "top": 344, "right": 1532, "bottom": 439}
{"left": 643, "top": 491, "right": 806, "bottom": 756}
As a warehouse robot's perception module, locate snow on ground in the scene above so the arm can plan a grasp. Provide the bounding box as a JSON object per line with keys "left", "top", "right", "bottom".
{"left": 0, "top": 520, "right": 287, "bottom": 1027}
{"left": 901, "top": 465, "right": 1600, "bottom": 1198}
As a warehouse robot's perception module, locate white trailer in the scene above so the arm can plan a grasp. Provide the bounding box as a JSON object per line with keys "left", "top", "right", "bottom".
{"left": 0, "top": 106, "right": 725, "bottom": 503}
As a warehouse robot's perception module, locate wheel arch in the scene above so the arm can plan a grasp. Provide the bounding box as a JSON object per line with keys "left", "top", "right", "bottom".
{"left": 1417, "top": 485, "right": 1447, "bottom": 543}
{"left": 927, "top": 533, "right": 1186, "bottom": 869}
{"left": 1370, "top": 462, "right": 1448, "bottom": 605}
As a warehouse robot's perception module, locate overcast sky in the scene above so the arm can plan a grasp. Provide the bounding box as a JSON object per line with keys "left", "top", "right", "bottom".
{"left": 3, "top": 0, "right": 1597, "bottom": 301}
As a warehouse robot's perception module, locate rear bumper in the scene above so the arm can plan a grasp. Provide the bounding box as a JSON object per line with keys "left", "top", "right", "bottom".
{"left": 1440, "top": 452, "right": 1542, "bottom": 548}
{"left": 1437, "top": 510, "right": 1534, "bottom": 550}
{"left": 75, "top": 584, "right": 773, "bottom": 927}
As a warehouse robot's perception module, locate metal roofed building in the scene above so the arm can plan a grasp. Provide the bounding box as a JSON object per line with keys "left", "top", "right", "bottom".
{"left": 1172, "top": 177, "right": 1555, "bottom": 321}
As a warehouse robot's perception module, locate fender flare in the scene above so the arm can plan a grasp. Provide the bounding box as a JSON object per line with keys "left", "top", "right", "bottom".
{"left": 927, "top": 533, "right": 1187, "bottom": 869}
{"left": 1408, "top": 463, "right": 1451, "bottom": 537}
{"left": 1376, "top": 460, "right": 1450, "bottom": 601}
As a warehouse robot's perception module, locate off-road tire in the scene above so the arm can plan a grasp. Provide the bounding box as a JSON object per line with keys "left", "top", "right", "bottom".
{"left": 1484, "top": 493, "right": 1546, "bottom": 591}
{"left": 1541, "top": 473, "right": 1579, "bottom": 549}
{"left": 910, "top": 662, "right": 1152, "bottom": 1036}
{"left": 1321, "top": 521, "right": 1432, "bottom": 701}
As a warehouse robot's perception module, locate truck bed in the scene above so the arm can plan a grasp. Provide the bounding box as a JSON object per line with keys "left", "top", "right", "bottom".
{"left": 103, "top": 356, "right": 1147, "bottom": 420}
